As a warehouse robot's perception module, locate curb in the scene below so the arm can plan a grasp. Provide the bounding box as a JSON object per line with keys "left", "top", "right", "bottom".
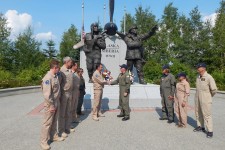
{"left": 0, "top": 86, "right": 41, "bottom": 98}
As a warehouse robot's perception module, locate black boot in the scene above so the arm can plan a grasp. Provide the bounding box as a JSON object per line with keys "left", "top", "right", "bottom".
{"left": 207, "top": 132, "right": 213, "bottom": 138}
{"left": 88, "top": 78, "right": 93, "bottom": 83}
{"left": 139, "top": 78, "right": 147, "bottom": 84}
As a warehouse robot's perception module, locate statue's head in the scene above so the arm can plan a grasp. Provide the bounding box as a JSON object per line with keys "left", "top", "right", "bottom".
{"left": 129, "top": 25, "right": 138, "bottom": 35}
{"left": 90, "top": 22, "right": 99, "bottom": 33}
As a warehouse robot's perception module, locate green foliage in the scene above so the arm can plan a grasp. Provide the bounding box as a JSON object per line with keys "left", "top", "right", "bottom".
{"left": 143, "top": 60, "right": 162, "bottom": 84}
{"left": 211, "top": 71, "right": 225, "bottom": 90}
{"left": 0, "top": 13, "right": 13, "bottom": 70}
{"left": 59, "top": 24, "right": 80, "bottom": 61}
{"left": 212, "top": 1, "right": 225, "bottom": 72}
{"left": 120, "top": 13, "right": 135, "bottom": 33}
{"left": 43, "top": 40, "right": 57, "bottom": 59}
{"left": 14, "top": 26, "right": 45, "bottom": 71}
{"left": 143, "top": 59, "right": 197, "bottom": 87}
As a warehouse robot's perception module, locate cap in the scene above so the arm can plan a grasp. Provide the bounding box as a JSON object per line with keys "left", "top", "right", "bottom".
{"left": 128, "top": 25, "right": 138, "bottom": 32}
{"left": 162, "top": 64, "right": 170, "bottom": 70}
{"left": 177, "top": 72, "right": 186, "bottom": 78}
{"left": 196, "top": 63, "right": 206, "bottom": 69}
{"left": 119, "top": 64, "right": 128, "bottom": 69}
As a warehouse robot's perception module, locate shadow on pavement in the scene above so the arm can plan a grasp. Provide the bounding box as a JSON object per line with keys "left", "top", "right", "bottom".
{"left": 155, "top": 107, "right": 162, "bottom": 118}
{"left": 101, "top": 97, "right": 109, "bottom": 111}
{"left": 187, "top": 116, "right": 196, "bottom": 128}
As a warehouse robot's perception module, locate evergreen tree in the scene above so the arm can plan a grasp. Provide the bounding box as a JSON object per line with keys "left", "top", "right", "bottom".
{"left": 59, "top": 24, "right": 80, "bottom": 61}
{"left": 43, "top": 39, "right": 57, "bottom": 59}
{"left": 212, "top": 0, "right": 225, "bottom": 72}
{"left": 0, "top": 13, "right": 13, "bottom": 71}
{"left": 14, "top": 26, "right": 45, "bottom": 71}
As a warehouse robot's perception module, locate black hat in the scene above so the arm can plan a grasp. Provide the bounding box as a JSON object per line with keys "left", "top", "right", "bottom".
{"left": 177, "top": 72, "right": 186, "bottom": 78}
{"left": 197, "top": 63, "right": 206, "bottom": 69}
{"left": 162, "top": 64, "right": 170, "bottom": 70}
{"left": 119, "top": 64, "right": 128, "bottom": 69}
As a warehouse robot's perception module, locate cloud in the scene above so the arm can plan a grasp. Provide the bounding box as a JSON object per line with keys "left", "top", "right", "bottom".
{"left": 203, "top": 13, "right": 217, "bottom": 27}
{"left": 4, "top": 10, "right": 32, "bottom": 37}
{"left": 36, "top": 32, "right": 56, "bottom": 41}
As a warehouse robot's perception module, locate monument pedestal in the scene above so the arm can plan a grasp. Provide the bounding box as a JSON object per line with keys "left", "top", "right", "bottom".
{"left": 82, "top": 83, "right": 161, "bottom": 110}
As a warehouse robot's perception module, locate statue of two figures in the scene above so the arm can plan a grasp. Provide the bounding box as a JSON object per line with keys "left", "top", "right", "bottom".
{"left": 82, "top": 22, "right": 158, "bottom": 84}
{"left": 75, "top": 0, "right": 158, "bottom": 84}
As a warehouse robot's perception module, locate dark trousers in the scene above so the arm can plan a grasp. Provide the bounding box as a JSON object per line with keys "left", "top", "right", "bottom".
{"left": 77, "top": 90, "right": 85, "bottom": 114}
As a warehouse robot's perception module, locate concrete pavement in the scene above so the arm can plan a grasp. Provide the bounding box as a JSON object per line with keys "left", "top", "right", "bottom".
{"left": 0, "top": 84, "right": 225, "bottom": 150}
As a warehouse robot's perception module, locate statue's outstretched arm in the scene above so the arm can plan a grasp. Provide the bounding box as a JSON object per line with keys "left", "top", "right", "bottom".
{"left": 116, "top": 31, "right": 126, "bottom": 39}
{"left": 139, "top": 25, "right": 158, "bottom": 41}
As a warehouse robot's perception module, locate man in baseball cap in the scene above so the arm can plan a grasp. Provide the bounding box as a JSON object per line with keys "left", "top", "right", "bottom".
{"left": 194, "top": 62, "right": 217, "bottom": 138}
{"left": 110, "top": 64, "right": 131, "bottom": 121}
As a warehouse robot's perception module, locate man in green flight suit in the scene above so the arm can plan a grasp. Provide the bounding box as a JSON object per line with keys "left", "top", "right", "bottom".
{"left": 110, "top": 64, "right": 131, "bottom": 121}
{"left": 159, "top": 64, "right": 176, "bottom": 123}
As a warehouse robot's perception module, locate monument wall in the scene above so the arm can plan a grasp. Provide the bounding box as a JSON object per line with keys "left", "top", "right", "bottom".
{"left": 80, "top": 35, "right": 138, "bottom": 82}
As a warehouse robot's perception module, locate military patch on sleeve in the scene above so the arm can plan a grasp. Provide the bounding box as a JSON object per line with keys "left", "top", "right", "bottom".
{"left": 45, "top": 80, "right": 50, "bottom": 85}
{"left": 96, "top": 74, "right": 98, "bottom": 78}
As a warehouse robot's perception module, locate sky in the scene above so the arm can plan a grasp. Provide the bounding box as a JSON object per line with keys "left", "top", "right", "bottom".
{"left": 0, "top": 0, "right": 222, "bottom": 49}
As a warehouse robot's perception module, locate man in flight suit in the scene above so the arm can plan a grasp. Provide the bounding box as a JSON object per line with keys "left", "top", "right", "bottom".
{"left": 59, "top": 57, "right": 73, "bottom": 138}
{"left": 193, "top": 63, "right": 217, "bottom": 138}
{"left": 92, "top": 63, "right": 107, "bottom": 121}
{"left": 159, "top": 64, "right": 176, "bottom": 123}
{"left": 70, "top": 61, "right": 80, "bottom": 131}
{"left": 40, "top": 59, "right": 64, "bottom": 150}
{"left": 110, "top": 64, "right": 131, "bottom": 121}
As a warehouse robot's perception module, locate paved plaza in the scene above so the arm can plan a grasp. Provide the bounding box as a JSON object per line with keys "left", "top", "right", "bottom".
{"left": 0, "top": 84, "right": 224, "bottom": 150}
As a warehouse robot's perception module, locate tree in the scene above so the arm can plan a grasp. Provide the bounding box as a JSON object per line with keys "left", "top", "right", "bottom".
{"left": 43, "top": 39, "right": 57, "bottom": 59}
{"left": 59, "top": 24, "right": 80, "bottom": 61}
{"left": 157, "top": 3, "right": 180, "bottom": 63}
{"left": 120, "top": 13, "right": 135, "bottom": 33}
{"left": 134, "top": 6, "right": 158, "bottom": 61}
{"left": 14, "top": 26, "right": 45, "bottom": 71}
{"left": 0, "top": 13, "right": 13, "bottom": 71}
{"left": 212, "top": 0, "right": 225, "bottom": 72}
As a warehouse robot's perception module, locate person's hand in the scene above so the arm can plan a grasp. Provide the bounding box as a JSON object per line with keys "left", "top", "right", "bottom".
{"left": 168, "top": 95, "right": 174, "bottom": 100}
{"left": 49, "top": 105, "right": 56, "bottom": 113}
{"left": 182, "top": 101, "right": 186, "bottom": 107}
{"left": 124, "top": 92, "right": 128, "bottom": 97}
{"left": 107, "top": 81, "right": 111, "bottom": 85}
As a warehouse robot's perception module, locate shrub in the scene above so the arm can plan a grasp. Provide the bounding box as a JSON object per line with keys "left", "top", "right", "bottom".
{"left": 211, "top": 71, "right": 225, "bottom": 90}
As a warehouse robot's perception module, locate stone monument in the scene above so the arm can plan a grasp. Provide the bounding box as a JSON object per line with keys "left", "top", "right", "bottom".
{"left": 80, "top": 35, "right": 126, "bottom": 81}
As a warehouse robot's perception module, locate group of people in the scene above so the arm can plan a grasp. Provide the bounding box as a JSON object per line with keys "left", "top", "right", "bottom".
{"left": 159, "top": 63, "right": 217, "bottom": 139}
{"left": 40, "top": 57, "right": 86, "bottom": 150}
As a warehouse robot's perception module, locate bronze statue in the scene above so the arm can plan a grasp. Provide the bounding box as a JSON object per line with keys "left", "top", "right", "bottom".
{"left": 117, "top": 25, "right": 158, "bottom": 84}
{"left": 83, "top": 23, "right": 106, "bottom": 83}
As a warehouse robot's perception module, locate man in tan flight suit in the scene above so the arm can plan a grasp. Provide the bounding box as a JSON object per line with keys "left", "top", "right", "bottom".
{"left": 59, "top": 56, "right": 73, "bottom": 138}
{"left": 193, "top": 63, "right": 217, "bottom": 138}
{"left": 40, "top": 59, "right": 64, "bottom": 150}
{"left": 92, "top": 63, "right": 107, "bottom": 121}
{"left": 71, "top": 61, "right": 80, "bottom": 127}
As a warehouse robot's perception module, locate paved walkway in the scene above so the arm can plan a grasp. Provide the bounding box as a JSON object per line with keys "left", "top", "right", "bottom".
{"left": 0, "top": 85, "right": 225, "bottom": 150}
